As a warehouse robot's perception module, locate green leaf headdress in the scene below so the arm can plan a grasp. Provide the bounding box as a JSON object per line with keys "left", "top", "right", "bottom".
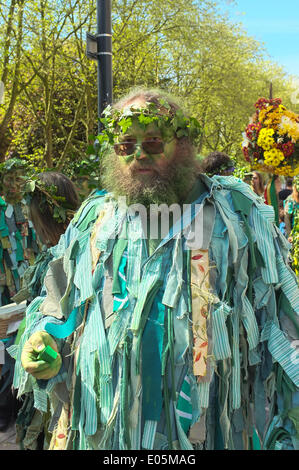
{"left": 97, "top": 98, "right": 202, "bottom": 150}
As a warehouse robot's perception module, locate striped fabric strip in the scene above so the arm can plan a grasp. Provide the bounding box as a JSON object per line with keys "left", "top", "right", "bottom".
{"left": 76, "top": 227, "right": 93, "bottom": 250}
{"left": 33, "top": 387, "right": 48, "bottom": 413}
{"left": 81, "top": 378, "right": 97, "bottom": 435}
{"left": 162, "top": 237, "right": 184, "bottom": 308}
{"left": 74, "top": 240, "right": 94, "bottom": 302}
{"left": 142, "top": 420, "right": 157, "bottom": 449}
{"left": 77, "top": 344, "right": 97, "bottom": 435}
{"left": 212, "top": 303, "right": 232, "bottom": 360}
{"left": 107, "top": 302, "right": 133, "bottom": 357}
{"left": 214, "top": 199, "right": 239, "bottom": 264}
{"left": 131, "top": 259, "right": 163, "bottom": 332}
{"left": 268, "top": 322, "right": 299, "bottom": 387}
{"left": 176, "top": 375, "right": 193, "bottom": 433}
{"left": 129, "top": 400, "right": 142, "bottom": 450}
{"left": 79, "top": 298, "right": 113, "bottom": 426}
{"left": 198, "top": 381, "right": 210, "bottom": 409}
{"left": 212, "top": 176, "right": 265, "bottom": 205}
{"left": 255, "top": 203, "right": 276, "bottom": 223}
{"left": 126, "top": 214, "right": 144, "bottom": 298}
{"left": 231, "top": 307, "right": 241, "bottom": 409}
{"left": 252, "top": 206, "right": 278, "bottom": 284}
{"left": 241, "top": 295, "right": 260, "bottom": 350}
{"left": 173, "top": 407, "right": 194, "bottom": 450}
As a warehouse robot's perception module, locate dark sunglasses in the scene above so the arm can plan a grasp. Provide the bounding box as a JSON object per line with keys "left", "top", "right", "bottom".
{"left": 114, "top": 138, "right": 164, "bottom": 156}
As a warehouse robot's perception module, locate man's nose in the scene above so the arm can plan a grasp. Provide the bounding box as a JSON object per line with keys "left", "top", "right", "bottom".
{"left": 134, "top": 143, "right": 147, "bottom": 160}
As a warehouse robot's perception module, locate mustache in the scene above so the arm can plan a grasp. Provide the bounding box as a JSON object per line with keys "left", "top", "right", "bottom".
{"left": 129, "top": 160, "right": 156, "bottom": 172}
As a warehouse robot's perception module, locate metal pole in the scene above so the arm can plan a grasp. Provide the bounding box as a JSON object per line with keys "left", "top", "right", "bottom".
{"left": 97, "top": 0, "right": 113, "bottom": 132}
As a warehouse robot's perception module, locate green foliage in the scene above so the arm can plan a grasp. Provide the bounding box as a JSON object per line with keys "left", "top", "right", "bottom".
{"left": 98, "top": 100, "right": 202, "bottom": 145}
{"left": 233, "top": 163, "right": 252, "bottom": 181}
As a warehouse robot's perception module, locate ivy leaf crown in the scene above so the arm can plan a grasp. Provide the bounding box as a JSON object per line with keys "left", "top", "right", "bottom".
{"left": 96, "top": 99, "right": 202, "bottom": 149}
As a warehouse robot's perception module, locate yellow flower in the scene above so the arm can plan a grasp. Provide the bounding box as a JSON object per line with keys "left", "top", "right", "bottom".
{"left": 257, "top": 128, "right": 275, "bottom": 150}
{"left": 264, "top": 148, "right": 285, "bottom": 167}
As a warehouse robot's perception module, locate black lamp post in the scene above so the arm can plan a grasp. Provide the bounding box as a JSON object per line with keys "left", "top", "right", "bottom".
{"left": 87, "top": 0, "right": 113, "bottom": 132}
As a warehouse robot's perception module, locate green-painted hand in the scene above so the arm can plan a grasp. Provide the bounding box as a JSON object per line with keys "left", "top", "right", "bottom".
{"left": 21, "top": 330, "right": 62, "bottom": 380}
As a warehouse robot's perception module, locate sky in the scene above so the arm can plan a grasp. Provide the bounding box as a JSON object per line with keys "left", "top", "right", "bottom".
{"left": 218, "top": 0, "right": 299, "bottom": 78}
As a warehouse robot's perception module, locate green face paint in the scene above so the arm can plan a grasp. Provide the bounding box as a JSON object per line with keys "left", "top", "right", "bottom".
{"left": 115, "top": 119, "right": 177, "bottom": 169}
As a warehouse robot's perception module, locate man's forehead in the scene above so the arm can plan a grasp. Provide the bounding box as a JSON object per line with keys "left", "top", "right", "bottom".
{"left": 122, "top": 119, "right": 162, "bottom": 138}
{"left": 122, "top": 96, "right": 147, "bottom": 110}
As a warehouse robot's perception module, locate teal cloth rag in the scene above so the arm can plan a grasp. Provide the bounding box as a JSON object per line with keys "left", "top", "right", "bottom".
{"left": 44, "top": 304, "right": 83, "bottom": 339}
{"left": 142, "top": 288, "right": 166, "bottom": 421}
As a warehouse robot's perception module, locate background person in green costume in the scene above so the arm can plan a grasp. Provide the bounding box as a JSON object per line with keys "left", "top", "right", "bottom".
{"left": 13, "top": 171, "right": 80, "bottom": 449}
{"left": 0, "top": 158, "right": 39, "bottom": 433}
{"left": 12, "top": 89, "right": 299, "bottom": 451}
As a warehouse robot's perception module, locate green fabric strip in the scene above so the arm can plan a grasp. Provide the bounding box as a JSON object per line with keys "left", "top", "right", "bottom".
{"left": 0, "top": 202, "right": 9, "bottom": 238}
{"left": 212, "top": 303, "right": 232, "bottom": 360}
{"left": 142, "top": 420, "right": 157, "bottom": 450}
{"left": 163, "top": 372, "right": 173, "bottom": 450}
{"left": 120, "top": 335, "right": 132, "bottom": 449}
{"left": 135, "top": 280, "right": 163, "bottom": 370}
{"left": 176, "top": 375, "right": 193, "bottom": 433}
{"left": 112, "top": 238, "right": 128, "bottom": 295}
{"left": 141, "top": 289, "right": 165, "bottom": 421}
{"left": 252, "top": 206, "right": 278, "bottom": 284}
{"left": 269, "top": 176, "right": 279, "bottom": 227}
{"left": 15, "top": 230, "right": 24, "bottom": 262}
{"left": 112, "top": 251, "right": 129, "bottom": 312}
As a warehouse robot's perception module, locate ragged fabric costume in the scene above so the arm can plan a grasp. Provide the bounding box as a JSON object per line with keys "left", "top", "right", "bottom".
{"left": 0, "top": 197, "right": 39, "bottom": 306}
{"left": 9, "top": 175, "right": 299, "bottom": 450}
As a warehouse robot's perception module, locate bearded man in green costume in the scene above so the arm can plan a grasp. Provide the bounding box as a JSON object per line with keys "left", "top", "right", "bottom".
{"left": 10, "top": 89, "right": 299, "bottom": 450}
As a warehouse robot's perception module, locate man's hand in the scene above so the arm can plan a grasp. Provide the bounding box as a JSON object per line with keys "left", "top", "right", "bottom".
{"left": 21, "top": 330, "right": 62, "bottom": 380}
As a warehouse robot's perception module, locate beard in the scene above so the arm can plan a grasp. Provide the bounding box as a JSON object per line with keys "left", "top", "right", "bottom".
{"left": 101, "top": 140, "right": 199, "bottom": 208}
